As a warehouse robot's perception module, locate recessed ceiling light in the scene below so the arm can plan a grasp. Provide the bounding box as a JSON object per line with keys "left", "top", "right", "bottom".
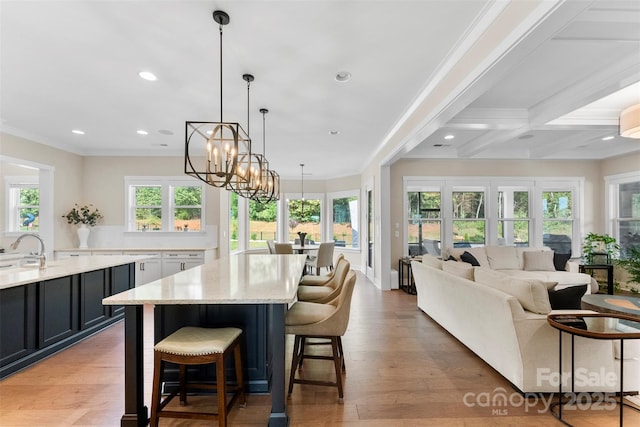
{"left": 444, "top": 134, "right": 455, "bottom": 140}
{"left": 137, "top": 130, "right": 149, "bottom": 135}
{"left": 335, "top": 71, "right": 351, "bottom": 82}
{"left": 601, "top": 135, "right": 615, "bottom": 141}
{"left": 138, "top": 71, "right": 157, "bottom": 81}
{"left": 71, "top": 129, "right": 85, "bottom": 135}
{"left": 330, "top": 130, "right": 340, "bottom": 135}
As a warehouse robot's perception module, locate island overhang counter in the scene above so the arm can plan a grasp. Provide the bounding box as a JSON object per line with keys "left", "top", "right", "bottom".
{"left": 102, "top": 253, "right": 307, "bottom": 427}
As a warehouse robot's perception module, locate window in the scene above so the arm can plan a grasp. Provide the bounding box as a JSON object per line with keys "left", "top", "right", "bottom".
{"left": 288, "top": 196, "right": 321, "bottom": 243}
{"left": 452, "top": 189, "right": 486, "bottom": 246}
{"left": 330, "top": 191, "right": 359, "bottom": 249}
{"left": 229, "top": 191, "right": 239, "bottom": 250}
{"left": 498, "top": 188, "right": 529, "bottom": 246}
{"left": 403, "top": 177, "right": 582, "bottom": 255}
{"left": 5, "top": 177, "right": 39, "bottom": 232}
{"left": 125, "top": 177, "right": 204, "bottom": 232}
{"left": 407, "top": 191, "right": 440, "bottom": 256}
{"left": 606, "top": 172, "right": 640, "bottom": 258}
{"left": 249, "top": 198, "right": 277, "bottom": 249}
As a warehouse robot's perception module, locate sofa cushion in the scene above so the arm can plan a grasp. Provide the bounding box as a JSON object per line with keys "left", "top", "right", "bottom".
{"left": 523, "top": 250, "right": 556, "bottom": 272}
{"left": 547, "top": 284, "right": 587, "bottom": 310}
{"left": 442, "top": 260, "right": 474, "bottom": 280}
{"left": 460, "top": 251, "right": 480, "bottom": 266}
{"left": 474, "top": 268, "right": 552, "bottom": 314}
{"left": 486, "top": 246, "right": 520, "bottom": 270}
{"left": 553, "top": 252, "right": 572, "bottom": 271}
{"left": 422, "top": 254, "right": 443, "bottom": 269}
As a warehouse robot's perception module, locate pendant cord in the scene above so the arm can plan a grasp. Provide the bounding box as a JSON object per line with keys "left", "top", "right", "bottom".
{"left": 219, "top": 23, "right": 223, "bottom": 123}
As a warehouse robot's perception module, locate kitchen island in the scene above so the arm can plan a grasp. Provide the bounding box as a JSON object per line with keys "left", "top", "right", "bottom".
{"left": 0, "top": 255, "right": 143, "bottom": 379}
{"left": 103, "top": 254, "right": 307, "bottom": 427}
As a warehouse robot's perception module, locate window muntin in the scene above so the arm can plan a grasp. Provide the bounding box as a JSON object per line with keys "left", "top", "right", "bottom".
{"left": 5, "top": 176, "right": 40, "bottom": 233}
{"left": 452, "top": 190, "right": 485, "bottom": 246}
{"left": 617, "top": 180, "right": 640, "bottom": 257}
{"left": 541, "top": 190, "right": 573, "bottom": 252}
{"left": 249, "top": 198, "right": 277, "bottom": 249}
{"left": 498, "top": 189, "right": 529, "bottom": 246}
{"left": 125, "top": 177, "right": 204, "bottom": 232}
{"left": 407, "top": 191, "right": 441, "bottom": 256}
{"left": 288, "top": 197, "right": 321, "bottom": 243}
{"left": 331, "top": 194, "right": 359, "bottom": 249}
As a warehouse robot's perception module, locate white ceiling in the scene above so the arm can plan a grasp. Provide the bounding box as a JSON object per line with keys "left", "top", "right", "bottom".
{"left": 1, "top": 0, "right": 639, "bottom": 180}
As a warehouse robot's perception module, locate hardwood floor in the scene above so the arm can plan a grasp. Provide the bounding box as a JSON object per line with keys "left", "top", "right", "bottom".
{"left": 1, "top": 271, "right": 638, "bottom": 426}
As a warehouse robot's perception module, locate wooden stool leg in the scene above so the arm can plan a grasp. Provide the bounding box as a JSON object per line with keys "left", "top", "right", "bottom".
{"left": 150, "top": 352, "right": 163, "bottom": 427}
{"left": 288, "top": 335, "right": 302, "bottom": 396}
{"left": 216, "top": 354, "right": 227, "bottom": 427}
{"left": 337, "top": 336, "right": 346, "bottom": 372}
{"left": 331, "top": 337, "right": 344, "bottom": 403}
{"left": 179, "top": 363, "right": 187, "bottom": 405}
{"left": 233, "top": 342, "right": 246, "bottom": 406}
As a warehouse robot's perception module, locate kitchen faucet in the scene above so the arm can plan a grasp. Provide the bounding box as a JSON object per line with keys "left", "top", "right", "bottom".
{"left": 10, "top": 233, "right": 46, "bottom": 270}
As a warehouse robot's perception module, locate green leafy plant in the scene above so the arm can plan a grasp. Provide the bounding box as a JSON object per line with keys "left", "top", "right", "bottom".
{"left": 582, "top": 232, "right": 619, "bottom": 264}
{"left": 62, "top": 204, "right": 103, "bottom": 226}
{"left": 616, "top": 246, "right": 640, "bottom": 285}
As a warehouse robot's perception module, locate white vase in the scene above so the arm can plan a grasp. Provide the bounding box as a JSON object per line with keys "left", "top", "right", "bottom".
{"left": 77, "top": 224, "right": 90, "bottom": 249}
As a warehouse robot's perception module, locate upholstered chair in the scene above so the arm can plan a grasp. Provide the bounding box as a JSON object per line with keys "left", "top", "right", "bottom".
{"left": 266, "top": 239, "right": 276, "bottom": 254}
{"left": 273, "top": 243, "right": 293, "bottom": 254}
{"left": 297, "top": 257, "right": 350, "bottom": 304}
{"left": 300, "top": 254, "right": 344, "bottom": 286}
{"left": 285, "top": 270, "right": 357, "bottom": 402}
{"left": 305, "top": 242, "right": 335, "bottom": 275}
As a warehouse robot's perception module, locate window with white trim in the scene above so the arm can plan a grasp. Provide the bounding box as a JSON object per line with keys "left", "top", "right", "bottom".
{"left": 606, "top": 172, "right": 640, "bottom": 258}
{"left": 403, "top": 177, "right": 583, "bottom": 256}
{"left": 5, "top": 176, "right": 39, "bottom": 232}
{"left": 329, "top": 190, "right": 360, "bottom": 249}
{"left": 125, "top": 177, "right": 205, "bottom": 232}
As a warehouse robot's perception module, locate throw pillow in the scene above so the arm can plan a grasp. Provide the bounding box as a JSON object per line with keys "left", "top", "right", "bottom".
{"left": 474, "top": 268, "right": 552, "bottom": 314}
{"left": 548, "top": 284, "right": 587, "bottom": 310}
{"left": 442, "top": 260, "right": 474, "bottom": 281}
{"left": 460, "top": 251, "right": 480, "bottom": 266}
{"left": 523, "top": 250, "right": 556, "bottom": 272}
{"left": 485, "top": 246, "right": 520, "bottom": 270}
{"left": 553, "top": 252, "right": 572, "bottom": 271}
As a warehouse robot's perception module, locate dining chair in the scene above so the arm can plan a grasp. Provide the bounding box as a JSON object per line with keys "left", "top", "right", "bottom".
{"left": 297, "top": 257, "right": 350, "bottom": 304}
{"left": 266, "top": 239, "right": 276, "bottom": 254}
{"left": 273, "top": 243, "right": 293, "bottom": 254}
{"left": 285, "top": 270, "right": 357, "bottom": 402}
{"left": 305, "top": 242, "right": 335, "bottom": 275}
{"left": 299, "top": 254, "right": 344, "bottom": 286}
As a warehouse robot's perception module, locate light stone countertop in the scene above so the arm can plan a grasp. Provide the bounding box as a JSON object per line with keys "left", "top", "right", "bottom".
{"left": 103, "top": 254, "right": 307, "bottom": 305}
{"left": 0, "top": 255, "right": 148, "bottom": 290}
{"left": 55, "top": 247, "right": 215, "bottom": 252}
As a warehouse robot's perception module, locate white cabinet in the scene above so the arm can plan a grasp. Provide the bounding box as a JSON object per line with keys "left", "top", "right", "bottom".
{"left": 162, "top": 251, "right": 205, "bottom": 276}
{"left": 123, "top": 251, "right": 162, "bottom": 286}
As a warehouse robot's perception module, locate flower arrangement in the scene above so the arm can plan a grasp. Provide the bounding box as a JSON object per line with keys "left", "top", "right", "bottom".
{"left": 62, "top": 204, "right": 103, "bottom": 226}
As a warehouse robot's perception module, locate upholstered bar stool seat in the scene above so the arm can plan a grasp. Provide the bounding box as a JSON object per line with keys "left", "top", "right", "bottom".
{"left": 150, "top": 326, "right": 245, "bottom": 427}
{"left": 299, "top": 254, "right": 344, "bottom": 286}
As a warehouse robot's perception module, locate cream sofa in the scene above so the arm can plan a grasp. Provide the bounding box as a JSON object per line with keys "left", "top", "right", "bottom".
{"left": 411, "top": 257, "right": 639, "bottom": 393}
{"left": 445, "top": 245, "right": 599, "bottom": 293}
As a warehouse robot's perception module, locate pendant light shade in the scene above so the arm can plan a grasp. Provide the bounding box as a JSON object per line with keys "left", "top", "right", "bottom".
{"left": 620, "top": 104, "right": 640, "bottom": 139}
{"left": 254, "top": 108, "right": 280, "bottom": 203}
{"left": 185, "top": 10, "right": 250, "bottom": 188}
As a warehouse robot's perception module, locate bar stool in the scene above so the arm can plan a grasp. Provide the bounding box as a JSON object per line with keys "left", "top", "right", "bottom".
{"left": 150, "top": 326, "right": 245, "bottom": 427}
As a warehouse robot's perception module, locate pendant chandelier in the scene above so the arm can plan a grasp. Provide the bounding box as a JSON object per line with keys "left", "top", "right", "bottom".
{"left": 184, "top": 10, "right": 250, "bottom": 188}
{"left": 228, "top": 73, "right": 265, "bottom": 198}
{"left": 253, "top": 108, "right": 280, "bottom": 203}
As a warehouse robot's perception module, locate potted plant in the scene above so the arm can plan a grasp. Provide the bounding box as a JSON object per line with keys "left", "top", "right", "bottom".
{"left": 62, "top": 204, "right": 103, "bottom": 248}
{"left": 581, "top": 232, "right": 620, "bottom": 265}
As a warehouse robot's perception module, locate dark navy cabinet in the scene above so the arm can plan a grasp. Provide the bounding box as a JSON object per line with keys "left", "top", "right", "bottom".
{"left": 0, "top": 263, "right": 135, "bottom": 379}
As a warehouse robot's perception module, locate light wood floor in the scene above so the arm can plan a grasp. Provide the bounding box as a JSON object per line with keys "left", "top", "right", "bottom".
{"left": 1, "top": 272, "right": 638, "bottom": 426}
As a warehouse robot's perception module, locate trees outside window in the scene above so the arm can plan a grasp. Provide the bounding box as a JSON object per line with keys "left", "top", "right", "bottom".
{"left": 452, "top": 190, "right": 485, "bottom": 246}
{"left": 288, "top": 198, "right": 321, "bottom": 243}
{"left": 331, "top": 193, "right": 359, "bottom": 249}
{"left": 249, "top": 199, "right": 277, "bottom": 249}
